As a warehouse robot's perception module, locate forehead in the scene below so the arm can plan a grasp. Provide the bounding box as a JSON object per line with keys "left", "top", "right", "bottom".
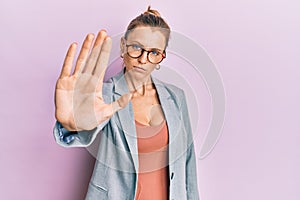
{"left": 126, "top": 26, "right": 166, "bottom": 49}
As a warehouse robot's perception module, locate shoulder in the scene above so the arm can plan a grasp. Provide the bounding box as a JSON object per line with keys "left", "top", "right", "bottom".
{"left": 102, "top": 70, "right": 124, "bottom": 91}
{"left": 152, "top": 77, "right": 186, "bottom": 106}
{"left": 102, "top": 79, "right": 114, "bottom": 97}
{"left": 153, "top": 76, "right": 184, "bottom": 93}
{"left": 100, "top": 72, "right": 121, "bottom": 103}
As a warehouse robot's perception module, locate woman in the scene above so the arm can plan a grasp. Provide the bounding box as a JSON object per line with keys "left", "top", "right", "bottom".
{"left": 54, "top": 6, "right": 199, "bottom": 200}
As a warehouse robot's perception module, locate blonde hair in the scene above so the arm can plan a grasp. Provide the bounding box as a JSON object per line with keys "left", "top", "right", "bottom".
{"left": 125, "top": 6, "right": 171, "bottom": 48}
{"left": 143, "top": 5, "right": 161, "bottom": 17}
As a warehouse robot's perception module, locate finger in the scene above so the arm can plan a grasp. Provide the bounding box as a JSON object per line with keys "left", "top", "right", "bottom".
{"left": 60, "top": 42, "right": 77, "bottom": 78}
{"left": 112, "top": 93, "right": 133, "bottom": 113}
{"left": 94, "top": 36, "right": 112, "bottom": 79}
{"left": 94, "top": 30, "right": 107, "bottom": 47}
{"left": 73, "top": 33, "right": 95, "bottom": 76}
{"left": 97, "top": 93, "right": 132, "bottom": 123}
{"left": 84, "top": 30, "right": 107, "bottom": 74}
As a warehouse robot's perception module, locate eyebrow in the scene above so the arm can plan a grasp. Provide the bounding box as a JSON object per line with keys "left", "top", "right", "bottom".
{"left": 127, "top": 40, "right": 164, "bottom": 52}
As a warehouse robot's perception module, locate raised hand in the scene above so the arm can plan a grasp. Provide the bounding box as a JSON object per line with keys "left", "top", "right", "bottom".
{"left": 55, "top": 30, "right": 132, "bottom": 131}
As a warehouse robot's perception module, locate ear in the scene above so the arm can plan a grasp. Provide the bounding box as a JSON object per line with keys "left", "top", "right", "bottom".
{"left": 120, "top": 37, "right": 126, "bottom": 55}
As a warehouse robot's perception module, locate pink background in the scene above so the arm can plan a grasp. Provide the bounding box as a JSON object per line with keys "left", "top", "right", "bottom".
{"left": 1, "top": 0, "right": 299, "bottom": 199}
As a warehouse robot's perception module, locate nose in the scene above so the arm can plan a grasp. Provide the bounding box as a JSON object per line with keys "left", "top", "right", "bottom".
{"left": 138, "top": 51, "right": 148, "bottom": 64}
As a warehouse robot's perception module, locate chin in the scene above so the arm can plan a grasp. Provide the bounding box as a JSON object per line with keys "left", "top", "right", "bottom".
{"left": 126, "top": 68, "right": 149, "bottom": 80}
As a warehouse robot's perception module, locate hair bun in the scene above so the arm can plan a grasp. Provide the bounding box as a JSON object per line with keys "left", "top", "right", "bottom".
{"left": 143, "top": 5, "right": 161, "bottom": 17}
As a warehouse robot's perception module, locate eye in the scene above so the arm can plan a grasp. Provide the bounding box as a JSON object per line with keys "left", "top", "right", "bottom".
{"left": 150, "top": 50, "right": 159, "bottom": 56}
{"left": 132, "top": 44, "right": 141, "bottom": 50}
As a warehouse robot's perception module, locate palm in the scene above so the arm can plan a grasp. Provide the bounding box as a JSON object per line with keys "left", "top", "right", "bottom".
{"left": 55, "top": 30, "right": 131, "bottom": 131}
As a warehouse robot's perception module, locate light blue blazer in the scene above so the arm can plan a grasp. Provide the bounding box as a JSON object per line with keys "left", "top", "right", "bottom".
{"left": 53, "top": 70, "right": 199, "bottom": 200}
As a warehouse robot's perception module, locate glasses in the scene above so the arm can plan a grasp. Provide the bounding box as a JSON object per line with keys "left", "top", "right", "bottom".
{"left": 126, "top": 44, "right": 166, "bottom": 64}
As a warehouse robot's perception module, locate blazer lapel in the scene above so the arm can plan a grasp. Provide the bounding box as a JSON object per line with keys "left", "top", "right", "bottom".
{"left": 152, "top": 78, "right": 182, "bottom": 168}
{"left": 112, "top": 72, "right": 139, "bottom": 172}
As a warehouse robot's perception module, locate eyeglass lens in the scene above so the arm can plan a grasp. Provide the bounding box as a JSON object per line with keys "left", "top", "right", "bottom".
{"left": 127, "top": 45, "right": 164, "bottom": 64}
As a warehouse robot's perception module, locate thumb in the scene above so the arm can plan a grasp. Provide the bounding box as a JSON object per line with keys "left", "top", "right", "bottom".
{"left": 111, "top": 93, "right": 133, "bottom": 113}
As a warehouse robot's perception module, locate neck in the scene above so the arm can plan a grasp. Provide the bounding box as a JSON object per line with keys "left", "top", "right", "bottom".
{"left": 124, "top": 72, "right": 153, "bottom": 96}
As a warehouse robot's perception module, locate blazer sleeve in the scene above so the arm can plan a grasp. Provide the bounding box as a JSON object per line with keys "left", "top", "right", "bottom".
{"left": 53, "top": 119, "right": 109, "bottom": 148}
{"left": 179, "top": 90, "right": 200, "bottom": 199}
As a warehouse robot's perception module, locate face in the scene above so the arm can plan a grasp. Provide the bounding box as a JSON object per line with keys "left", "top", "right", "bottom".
{"left": 121, "top": 26, "right": 167, "bottom": 81}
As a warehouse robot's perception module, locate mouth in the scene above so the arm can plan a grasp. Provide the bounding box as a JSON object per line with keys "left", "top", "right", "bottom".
{"left": 133, "top": 66, "right": 146, "bottom": 72}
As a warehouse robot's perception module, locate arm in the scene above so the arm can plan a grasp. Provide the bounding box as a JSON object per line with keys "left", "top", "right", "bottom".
{"left": 53, "top": 119, "right": 109, "bottom": 148}
{"left": 185, "top": 142, "right": 199, "bottom": 199}
{"left": 180, "top": 90, "right": 200, "bottom": 199}
{"left": 53, "top": 30, "right": 132, "bottom": 147}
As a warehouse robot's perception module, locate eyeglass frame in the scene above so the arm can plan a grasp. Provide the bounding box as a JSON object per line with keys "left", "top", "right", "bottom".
{"left": 125, "top": 44, "right": 166, "bottom": 64}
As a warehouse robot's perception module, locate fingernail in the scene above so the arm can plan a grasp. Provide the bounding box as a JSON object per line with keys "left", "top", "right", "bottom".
{"left": 105, "top": 36, "right": 112, "bottom": 41}
{"left": 129, "top": 93, "right": 134, "bottom": 99}
{"left": 88, "top": 34, "right": 94, "bottom": 40}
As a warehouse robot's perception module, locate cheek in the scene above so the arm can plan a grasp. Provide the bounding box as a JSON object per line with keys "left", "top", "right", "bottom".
{"left": 123, "top": 56, "right": 134, "bottom": 68}
{"left": 123, "top": 55, "right": 156, "bottom": 72}
{"left": 148, "top": 64, "right": 156, "bottom": 71}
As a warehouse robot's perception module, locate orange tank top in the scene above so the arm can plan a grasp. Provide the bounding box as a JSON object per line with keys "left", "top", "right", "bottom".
{"left": 135, "top": 120, "right": 169, "bottom": 200}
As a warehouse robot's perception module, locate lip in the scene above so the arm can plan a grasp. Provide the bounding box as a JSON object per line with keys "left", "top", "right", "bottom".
{"left": 133, "top": 66, "right": 146, "bottom": 72}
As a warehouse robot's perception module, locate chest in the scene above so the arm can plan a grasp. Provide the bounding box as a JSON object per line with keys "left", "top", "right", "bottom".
{"left": 131, "top": 95, "right": 165, "bottom": 126}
